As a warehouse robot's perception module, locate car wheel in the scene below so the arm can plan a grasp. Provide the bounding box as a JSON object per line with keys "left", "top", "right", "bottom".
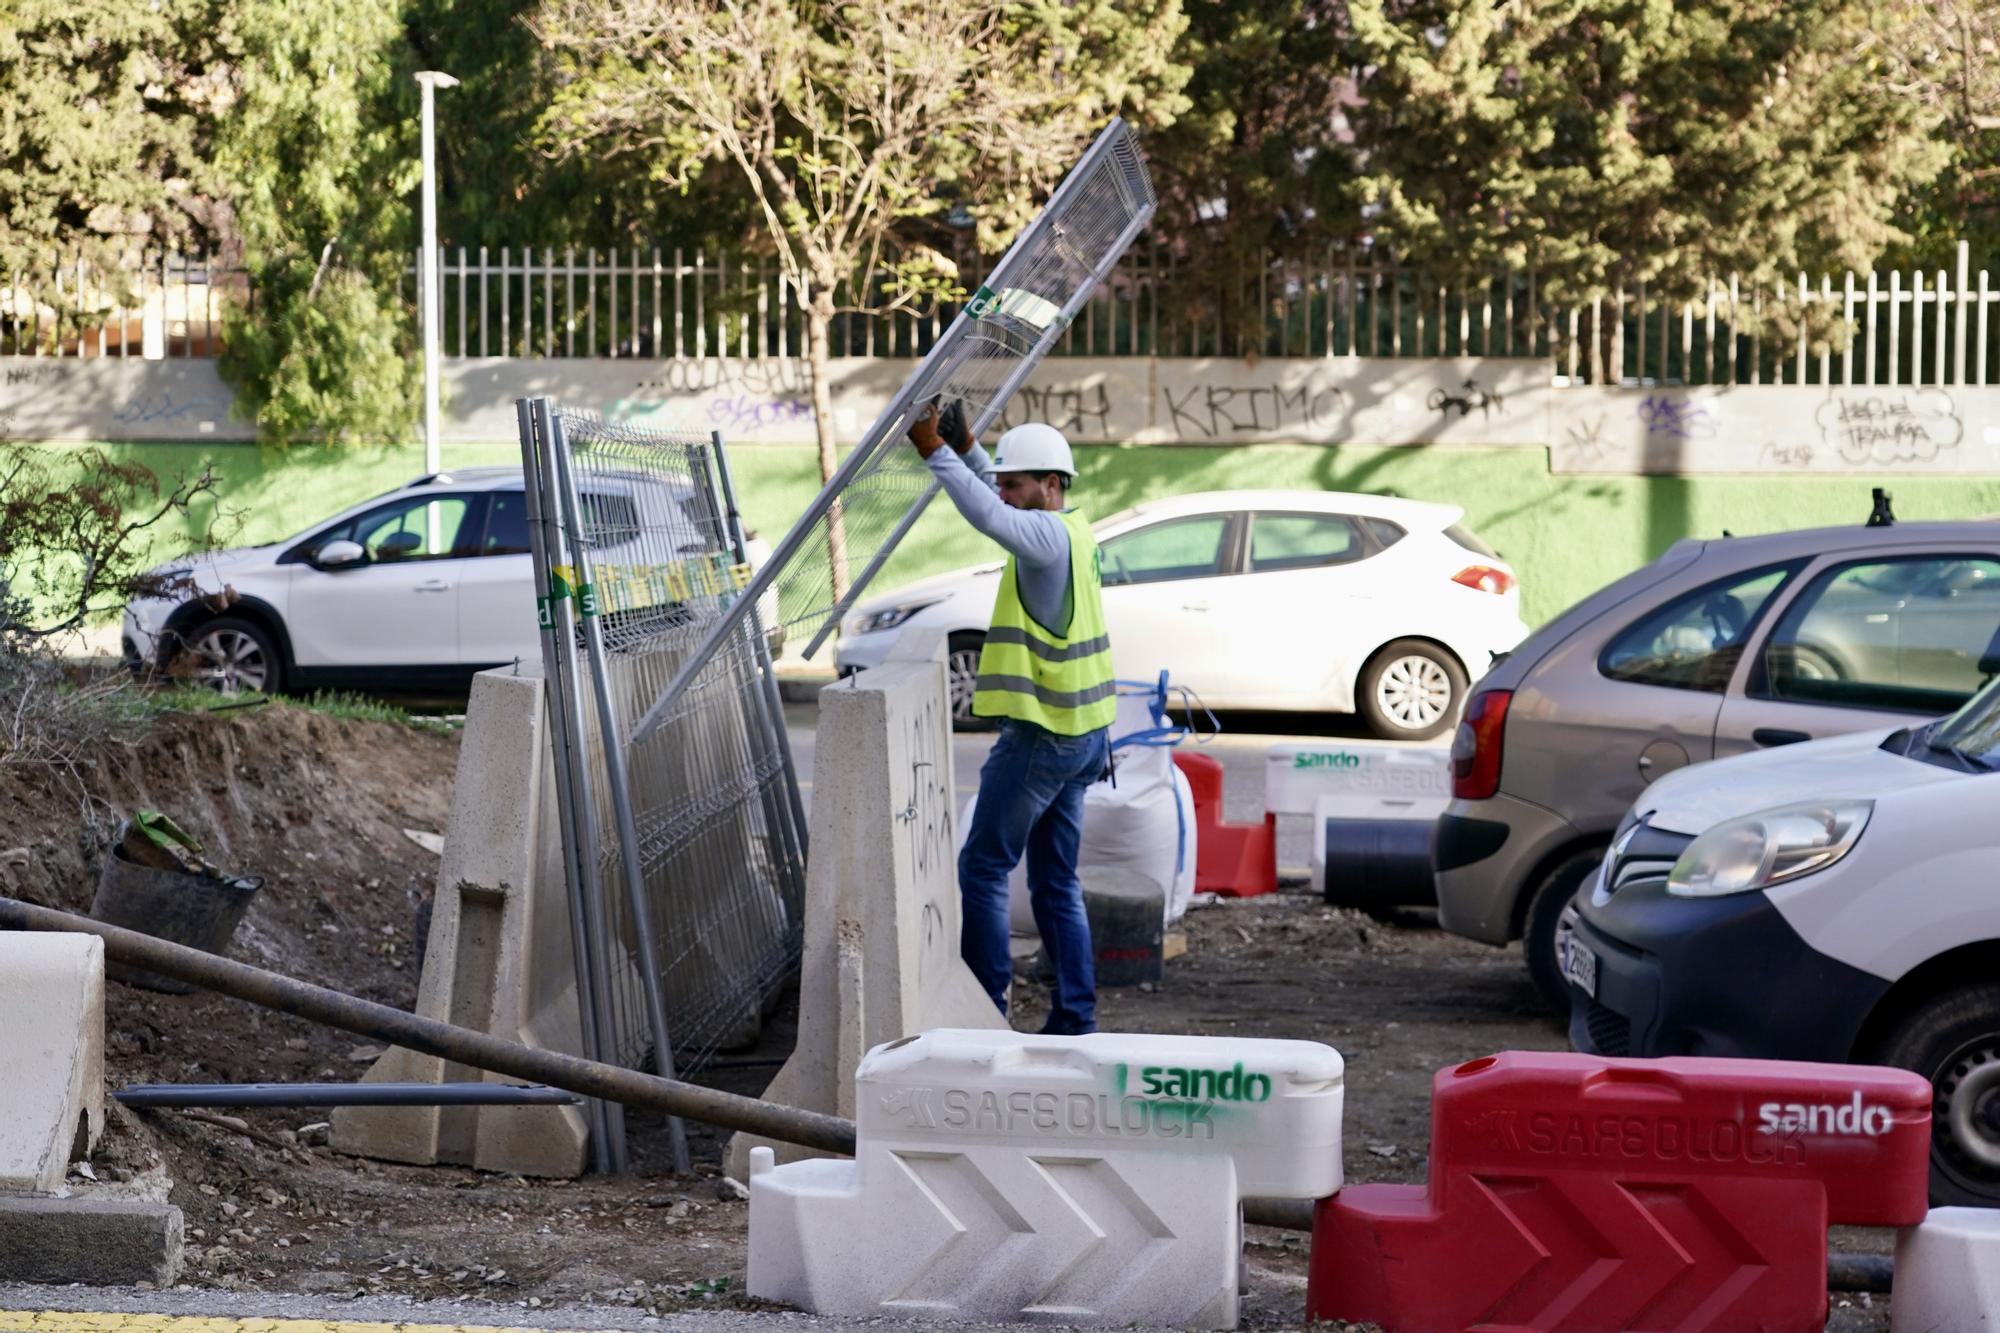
{"left": 1772, "top": 642, "right": 1845, "bottom": 682}
{"left": 1358, "top": 639, "right": 1467, "bottom": 741}
{"left": 1524, "top": 848, "right": 1604, "bottom": 1015}
{"left": 185, "top": 617, "right": 283, "bottom": 696}
{"left": 946, "top": 632, "right": 991, "bottom": 732}
{"left": 1874, "top": 983, "right": 2000, "bottom": 1206}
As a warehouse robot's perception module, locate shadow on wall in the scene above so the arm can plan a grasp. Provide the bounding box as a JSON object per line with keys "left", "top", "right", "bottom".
{"left": 1643, "top": 436, "right": 1692, "bottom": 574}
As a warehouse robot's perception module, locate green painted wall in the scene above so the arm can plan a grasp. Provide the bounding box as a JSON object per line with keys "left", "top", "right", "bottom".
{"left": 18, "top": 439, "right": 2000, "bottom": 628}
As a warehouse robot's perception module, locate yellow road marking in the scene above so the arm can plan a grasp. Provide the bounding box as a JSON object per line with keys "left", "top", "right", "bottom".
{"left": 0, "top": 1314, "right": 587, "bottom": 1333}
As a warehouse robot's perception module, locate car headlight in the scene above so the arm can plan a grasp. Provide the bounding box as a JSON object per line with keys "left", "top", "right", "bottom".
{"left": 854, "top": 601, "right": 937, "bottom": 635}
{"left": 1666, "top": 800, "right": 1873, "bottom": 898}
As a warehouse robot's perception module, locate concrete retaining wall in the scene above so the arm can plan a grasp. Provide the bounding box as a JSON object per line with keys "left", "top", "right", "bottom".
{"left": 13, "top": 355, "right": 2000, "bottom": 477}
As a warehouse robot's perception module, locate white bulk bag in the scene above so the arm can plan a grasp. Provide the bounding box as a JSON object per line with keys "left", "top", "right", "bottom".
{"left": 954, "top": 679, "right": 1199, "bottom": 940}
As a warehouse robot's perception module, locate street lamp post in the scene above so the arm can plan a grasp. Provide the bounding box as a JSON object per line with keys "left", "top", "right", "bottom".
{"left": 415, "top": 71, "right": 459, "bottom": 484}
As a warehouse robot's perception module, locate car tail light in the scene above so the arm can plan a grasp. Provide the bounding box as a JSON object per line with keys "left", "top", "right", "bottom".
{"left": 1452, "top": 564, "right": 1515, "bottom": 595}
{"left": 1451, "top": 688, "right": 1512, "bottom": 800}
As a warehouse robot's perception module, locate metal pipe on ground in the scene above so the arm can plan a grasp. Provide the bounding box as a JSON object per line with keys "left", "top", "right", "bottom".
{"left": 0, "top": 896, "right": 855, "bottom": 1157}
{"left": 1, "top": 896, "right": 1898, "bottom": 1295}
{"left": 116, "top": 1082, "right": 580, "bottom": 1109}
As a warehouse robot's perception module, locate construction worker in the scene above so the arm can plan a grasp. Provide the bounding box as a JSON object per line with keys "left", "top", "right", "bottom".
{"left": 907, "top": 402, "right": 1115, "bottom": 1035}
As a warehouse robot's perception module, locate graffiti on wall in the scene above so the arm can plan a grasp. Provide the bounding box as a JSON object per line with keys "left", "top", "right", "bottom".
{"left": 1160, "top": 381, "right": 1350, "bottom": 439}
{"left": 1427, "top": 379, "right": 1504, "bottom": 420}
{"left": 995, "top": 382, "right": 1113, "bottom": 438}
{"left": 614, "top": 360, "right": 813, "bottom": 436}
{"left": 1553, "top": 384, "right": 2000, "bottom": 475}
{"left": 1636, "top": 395, "right": 1719, "bottom": 440}
{"left": 1814, "top": 391, "right": 1962, "bottom": 467}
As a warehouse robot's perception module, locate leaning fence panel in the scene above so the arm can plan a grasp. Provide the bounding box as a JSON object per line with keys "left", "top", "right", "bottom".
{"left": 520, "top": 401, "right": 808, "bottom": 1144}
{"left": 630, "top": 117, "right": 1157, "bottom": 744}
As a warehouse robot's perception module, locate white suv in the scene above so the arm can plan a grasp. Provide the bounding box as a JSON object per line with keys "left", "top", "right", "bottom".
{"left": 123, "top": 467, "right": 767, "bottom": 695}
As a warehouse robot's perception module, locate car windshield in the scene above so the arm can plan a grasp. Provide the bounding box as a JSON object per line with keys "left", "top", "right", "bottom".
{"left": 1927, "top": 673, "right": 2000, "bottom": 768}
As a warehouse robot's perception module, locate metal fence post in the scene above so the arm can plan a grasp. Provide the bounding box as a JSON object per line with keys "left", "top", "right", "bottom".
{"left": 545, "top": 411, "right": 693, "bottom": 1175}
{"left": 516, "top": 397, "right": 626, "bottom": 1174}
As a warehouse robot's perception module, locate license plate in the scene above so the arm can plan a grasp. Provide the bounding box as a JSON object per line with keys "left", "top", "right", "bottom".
{"left": 1560, "top": 933, "right": 1598, "bottom": 998}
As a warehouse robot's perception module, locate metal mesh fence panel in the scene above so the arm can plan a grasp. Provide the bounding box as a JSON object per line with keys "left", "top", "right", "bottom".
{"left": 518, "top": 400, "right": 808, "bottom": 1171}
{"left": 632, "top": 118, "right": 1156, "bottom": 744}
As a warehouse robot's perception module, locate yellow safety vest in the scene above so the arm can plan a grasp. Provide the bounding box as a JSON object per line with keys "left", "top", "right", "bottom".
{"left": 973, "top": 509, "right": 1116, "bottom": 735}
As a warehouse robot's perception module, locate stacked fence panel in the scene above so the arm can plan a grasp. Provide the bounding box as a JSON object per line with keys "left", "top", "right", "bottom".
{"left": 518, "top": 399, "right": 807, "bottom": 1172}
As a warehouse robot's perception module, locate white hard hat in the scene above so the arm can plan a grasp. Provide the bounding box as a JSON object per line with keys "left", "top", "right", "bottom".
{"left": 990, "top": 422, "right": 1075, "bottom": 478}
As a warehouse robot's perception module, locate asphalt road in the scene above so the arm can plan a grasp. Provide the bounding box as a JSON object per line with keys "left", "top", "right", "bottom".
{"left": 780, "top": 694, "right": 1422, "bottom": 877}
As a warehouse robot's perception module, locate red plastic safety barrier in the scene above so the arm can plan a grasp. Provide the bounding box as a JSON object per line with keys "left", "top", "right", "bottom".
{"left": 1171, "top": 750, "right": 1276, "bottom": 897}
{"left": 1308, "top": 1051, "right": 1932, "bottom": 1333}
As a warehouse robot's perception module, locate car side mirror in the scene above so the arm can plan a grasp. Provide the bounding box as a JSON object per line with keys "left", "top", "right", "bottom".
{"left": 315, "top": 539, "right": 366, "bottom": 570}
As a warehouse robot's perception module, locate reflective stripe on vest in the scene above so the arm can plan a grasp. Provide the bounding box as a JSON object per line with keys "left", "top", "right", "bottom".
{"left": 972, "top": 509, "right": 1116, "bottom": 736}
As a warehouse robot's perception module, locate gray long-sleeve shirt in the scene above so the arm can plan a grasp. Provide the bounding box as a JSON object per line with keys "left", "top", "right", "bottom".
{"left": 926, "top": 444, "right": 1072, "bottom": 633}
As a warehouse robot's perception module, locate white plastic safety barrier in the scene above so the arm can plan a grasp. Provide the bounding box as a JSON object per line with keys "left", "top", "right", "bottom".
{"left": 1892, "top": 1207, "right": 2000, "bottom": 1331}
{"left": 1264, "top": 743, "right": 1449, "bottom": 898}
{"left": 748, "top": 1029, "right": 1343, "bottom": 1329}
{"left": 1265, "top": 741, "right": 1451, "bottom": 818}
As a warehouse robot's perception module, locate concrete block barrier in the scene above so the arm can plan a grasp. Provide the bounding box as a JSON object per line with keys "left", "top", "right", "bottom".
{"left": 1892, "top": 1206, "right": 2000, "bottom": 1332}
{"left": 0, "top": 933, "right": 106, "bottom": 1193}
{"left": 727, "top": 632, "right": 1004, "bottom": 1181}
{"left": 333, "top": 667, "right": 589, "bottom": 1177}
{"left": 1307, "top": 1051, "right": 1932, "bottom": 1333}
{"left": 749, "top": 1028, "right": 1343, "bottom": 1328}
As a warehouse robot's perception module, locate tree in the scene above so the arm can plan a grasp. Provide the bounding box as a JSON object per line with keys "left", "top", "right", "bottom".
{"left": 0, "top": 448, "right": 223, "bottom": 650}
{"left": 530, "top": 0, "right": 1191, "bottom": 589}
{"left": 1345, "top": 0, "right": 1950, "bottom": 376}
{"left": 0, "top": 0, "right": 226, "bottom": 348}
{"left": 213, "top": 0, "right": 424, "bottom": 445}
{"left": 396, "top": 0, "right": 755, "bottom": 273}
{"left": 1145, "top": 0, "right": 1359, "bottom": 356}
{"left": 1872, "top": 0, "right": 2000, "bottom": 268}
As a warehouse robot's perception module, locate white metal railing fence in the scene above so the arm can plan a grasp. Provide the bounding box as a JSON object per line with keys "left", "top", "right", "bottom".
{"left": 1, "top": 249, "right": 237, "bottom": 359}
{"left": 9, "top": 241, "right": 2000, "bottom": 387}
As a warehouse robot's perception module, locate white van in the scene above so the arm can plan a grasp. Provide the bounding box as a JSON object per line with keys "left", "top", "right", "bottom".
{"left": 1561, "top": 675, "right": 2000, "bottom": 1206}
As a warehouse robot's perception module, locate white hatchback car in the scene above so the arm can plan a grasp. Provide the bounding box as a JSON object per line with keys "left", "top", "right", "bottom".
{"left": 123, "top": 466, "right": 772, "bottom": 695}
{"left": 835, "top": 489, "right": 1527, "bottom": 739}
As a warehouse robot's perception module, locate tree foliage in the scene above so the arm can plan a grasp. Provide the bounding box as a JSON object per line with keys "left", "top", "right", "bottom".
{"left": 212, "top": 0, "right": 422, "bottom": 445}
{"left": 531, "top": 0, "right": 1192, "bottom": 478}
{"left": 0, "top": 0, "right": 227, "bottom": 335}
{"left": 0, "top": 448, "right": 224, "bottom": 650}
{"left": 403, "top": 0, "right": 755, "bottom": 257}
{"left": 1145, "top": 0, "right": 1358, "bottom": 352}
{"left": 1874, "top": 0, "right": 2000, "bottom": 268}
{"left": 1345, "top": 0, "right": 1950, "bottom": 325}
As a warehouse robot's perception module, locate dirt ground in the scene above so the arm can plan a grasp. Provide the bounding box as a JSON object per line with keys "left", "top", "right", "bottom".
{"left": 0, "top": 703, "right": 1893, "bottom": 1330}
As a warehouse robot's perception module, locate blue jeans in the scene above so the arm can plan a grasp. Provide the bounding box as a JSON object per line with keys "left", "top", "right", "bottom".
{"left": 959, "top": 719, "right": 1111, "bottom": 1036}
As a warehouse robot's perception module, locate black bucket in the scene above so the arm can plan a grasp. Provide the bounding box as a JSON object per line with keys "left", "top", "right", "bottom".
{"left": 88, "top": 842, "right": 262, "bottom": 993}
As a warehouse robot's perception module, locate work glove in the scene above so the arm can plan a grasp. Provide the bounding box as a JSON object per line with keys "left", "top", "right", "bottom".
{"left": 907, "top": 401, "right": 944, "bottom": 457}
{"left": 937, "top": 399, "right": 973, "bottom": 453}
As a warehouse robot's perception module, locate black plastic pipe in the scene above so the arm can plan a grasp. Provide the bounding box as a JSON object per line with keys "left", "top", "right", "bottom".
{"left": 117, "top": 1081, "right": 579, "bottom": 1108}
